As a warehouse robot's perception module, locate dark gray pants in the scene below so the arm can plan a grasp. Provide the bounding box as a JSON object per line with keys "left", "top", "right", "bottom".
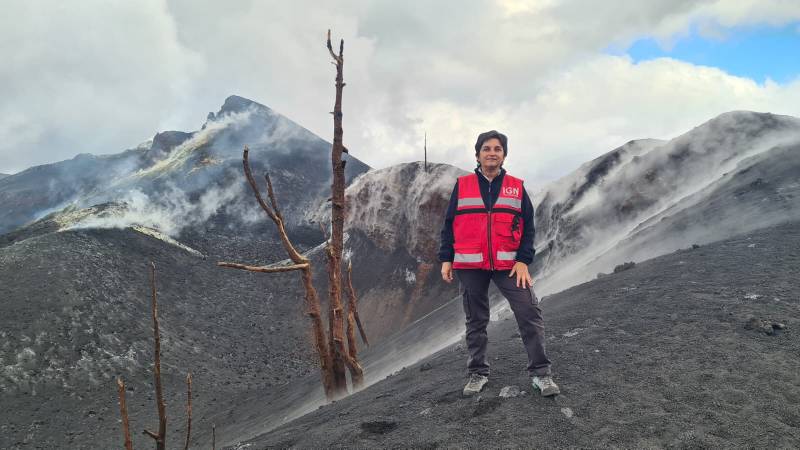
{"left": 456, "top": 269, "right": 552, "bottom": 377}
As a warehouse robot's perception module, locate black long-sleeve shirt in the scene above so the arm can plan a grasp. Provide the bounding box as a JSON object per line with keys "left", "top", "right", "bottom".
{"left": 438, "top": 168, "right": 536, "bottom": 265}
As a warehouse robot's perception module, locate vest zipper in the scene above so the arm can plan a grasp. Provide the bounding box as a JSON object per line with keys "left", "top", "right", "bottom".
{"left": 487, "top": 181, "right": 494, "bottom": 270}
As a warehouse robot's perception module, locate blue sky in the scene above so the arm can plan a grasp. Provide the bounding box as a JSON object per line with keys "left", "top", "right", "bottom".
{"left": 610, "top": 22, "right": 800, "bottom": 84}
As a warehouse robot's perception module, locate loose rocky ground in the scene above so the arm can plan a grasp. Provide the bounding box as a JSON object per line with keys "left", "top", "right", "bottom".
{"left": 0, "top": 227, "right": 318, "bottom": 449}
{"left": 239, "top": 220, "right": 800, "bottom": 449}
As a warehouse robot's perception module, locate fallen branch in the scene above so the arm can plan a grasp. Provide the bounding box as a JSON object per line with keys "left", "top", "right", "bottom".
{"left": 216, "top": 262, "right": 309, "bottom": 273}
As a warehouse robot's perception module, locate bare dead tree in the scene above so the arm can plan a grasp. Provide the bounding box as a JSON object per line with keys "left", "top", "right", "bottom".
{"left": 324, "top": 28, "right": 367, "bottom": 396}
{"left": 212, "top": 423, "right": 216, "bottom": 450}
{"left": 216, "top": 29, "right": 370, "bottom": 399}
{"left": 218, "top": 147, "right": 335, "bottom": 397}
{"left": 324, "top": 28, "right": 350, "bottom": 393}
{"left": 117, "top": 377, "right": 134, "bottom": 450}
{"left": 143, "top": 261, "right": 167, "bottom": 450}
{"left": 114, "top": 263, "right": 198, "bottom": 449}
{"left": 183, "top": 372, "right": 192, "bottom": 450}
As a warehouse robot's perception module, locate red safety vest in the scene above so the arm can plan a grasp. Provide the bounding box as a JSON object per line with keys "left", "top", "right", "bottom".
{"left": 452, "top": 172, "right": 524, "bottom": 270}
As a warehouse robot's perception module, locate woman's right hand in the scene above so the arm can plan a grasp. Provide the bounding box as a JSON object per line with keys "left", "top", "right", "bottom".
{"left": 441, "top": 262, "right": 454, "bottom": 283}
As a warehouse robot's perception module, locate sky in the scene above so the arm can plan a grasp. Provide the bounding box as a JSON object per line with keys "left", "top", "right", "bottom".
{"left": 2, "top": 0, "right": 800, "bottom": 190}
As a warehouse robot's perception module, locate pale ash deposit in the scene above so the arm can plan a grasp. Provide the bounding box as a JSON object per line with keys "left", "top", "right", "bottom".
{"left": 532, "top": 111, "right": 800, "bottom": 295}
{"left": 308, "top": 162, "right": 467, "bottom": 258}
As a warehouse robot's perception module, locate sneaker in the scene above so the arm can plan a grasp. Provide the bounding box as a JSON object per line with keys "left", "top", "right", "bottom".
{"left": 462, "top": 373, "right": 489, "bottom": 396}
{"left": 532, "top": 375, "right": 560, "bottom": 396}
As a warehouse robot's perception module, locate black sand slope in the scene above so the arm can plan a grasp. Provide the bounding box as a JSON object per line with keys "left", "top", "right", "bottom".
{"left": 240, "top": 220, "right": 800, "bottom": 449}
{"left": 0, "top": 227, "right": 319, "bottom": 449}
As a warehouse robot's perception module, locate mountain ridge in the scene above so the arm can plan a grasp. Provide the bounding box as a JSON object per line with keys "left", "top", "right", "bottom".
{"left": 532, "top": 110, "right": 800, "bottom": 294}
{"left": 3, "top": 107, "right": 800, "bottom": 448}
{"left": 0, "top": 94, "right": 370, "bottom": 237}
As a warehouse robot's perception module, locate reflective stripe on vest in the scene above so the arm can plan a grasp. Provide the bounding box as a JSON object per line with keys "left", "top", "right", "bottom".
{"left": 454, "top": 252, "right": 483, "bottom": 263}
{"left": 496, "top": 251, "right": 517, "bottom": 261}
{"left": 457, "top": 197, "right": 484, "bottom": 208}
{"left": 495, "top": 197, "right": 521, "bottom": 209}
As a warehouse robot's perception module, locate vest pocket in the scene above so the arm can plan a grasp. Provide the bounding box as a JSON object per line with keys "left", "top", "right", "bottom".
{"left": 454, "top": 214, "right": 485, "bottom": 244}
{"left": 492, "top": 214, "right": 521, "bottom": 242}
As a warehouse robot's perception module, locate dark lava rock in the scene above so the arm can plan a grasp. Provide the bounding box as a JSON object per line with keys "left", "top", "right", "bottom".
{"left": 692, "top": 244, "right": 701, "bottom": 249}
{"left": 360, "top": 419, "right": 398, "bottom": 435}
{"left": 744, "top": 316, "right": 761, "bottom": 330}
{"left": 613, "top": 261, "right": 636, "bottom": 273}
{"left": 745, "top": 316, "right": 786, "bottom": 336}
{"left": 419, "top": 362, "right": 433, "bottom": 372}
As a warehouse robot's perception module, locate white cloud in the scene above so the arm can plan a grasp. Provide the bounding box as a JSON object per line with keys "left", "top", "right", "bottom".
{"left": 367, "top": 55, "right": 800, "bottom": 191}
{"left": 0, "top": 0, "right": 204, "bottom": 172}
{"left": 2, "top": 0, "right": 800, "bottom": 188}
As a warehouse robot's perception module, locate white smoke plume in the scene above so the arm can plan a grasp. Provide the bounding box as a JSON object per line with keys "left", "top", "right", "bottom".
{"left": 64, "top": 179, "right": 257, "bottom": 236}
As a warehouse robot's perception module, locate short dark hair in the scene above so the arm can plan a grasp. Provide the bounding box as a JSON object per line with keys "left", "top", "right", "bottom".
{"left": 474, "top": 130, "right": 508, "bottom": 156}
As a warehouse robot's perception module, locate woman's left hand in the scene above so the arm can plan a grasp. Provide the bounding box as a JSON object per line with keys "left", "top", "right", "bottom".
{"left": 509, "top": 261, "right": 534, "bottom": 288}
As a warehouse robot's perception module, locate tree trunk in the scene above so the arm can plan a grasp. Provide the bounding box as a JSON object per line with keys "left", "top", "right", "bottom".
{"left": 326, "top": 30, "right": 349, "bottom": 397}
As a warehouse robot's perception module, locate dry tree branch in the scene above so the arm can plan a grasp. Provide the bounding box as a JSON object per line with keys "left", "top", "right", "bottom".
{"left": 117, "top": 377, "right": 133, "bottom": 450}
{"left": 242, "top": 146, "right": 278, "bottom": 222}
{"left": 143, "top": 430, "right": 159, "bottom": 440}
{"left": 221, "top": 145, "right": 336, "bottom": 398}
{"left": 216, "top": 262, "right": 309, "bottom": 273}
{"left": 343, "top": 262, "right": 366, "bottom": 388}
{"left": 241, "top": 147, "right": 306, "bottom": 264}
{"left": 143, "top": 261, "right": 167, "bottom": 450}
{"left": 344, "top": 261, "right": 369, "bottom": 347}
{"left": 264, "top": 173, "right": 283, "bottom": 222}
{"left": 326, "top": 29, "right": 340, "bottom": 62}
{"left": 183, "top": 372, "right": 192, "bottom": 450}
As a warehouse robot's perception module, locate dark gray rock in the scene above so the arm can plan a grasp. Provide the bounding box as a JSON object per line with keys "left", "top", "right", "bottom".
{"left": 360, "top": 419, "right": 398, "bottom": 435}
{"left": 613, "top": 261, "right": 636, "bottom": 273}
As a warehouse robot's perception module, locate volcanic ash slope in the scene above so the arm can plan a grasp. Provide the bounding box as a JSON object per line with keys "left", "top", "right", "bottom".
{"left": 239, "top": 220, "right": 800, "bottom": 449}
{"left": 0, "top": 226, "right": 318, "bottom": 449}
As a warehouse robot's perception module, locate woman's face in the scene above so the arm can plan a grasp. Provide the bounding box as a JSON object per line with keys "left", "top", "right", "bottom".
{"left": 477, "top": 137, "right": 505, "bottom": 170}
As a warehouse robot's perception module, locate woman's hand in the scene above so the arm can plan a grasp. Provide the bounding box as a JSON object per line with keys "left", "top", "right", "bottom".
{"left": 509, "top": 261, "right": 534, "bottom": 288}
{"left": 441, "top": 262, "right": 454, "bottom": 283}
